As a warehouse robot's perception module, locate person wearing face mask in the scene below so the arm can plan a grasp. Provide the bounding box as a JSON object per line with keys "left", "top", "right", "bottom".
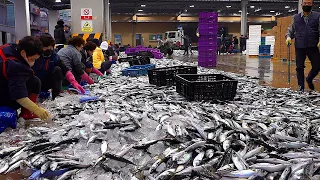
{"left": 286, "top": 0, "right": 320, "bottom": 92}
{"left": 57, "top": 36, "right": 94, "bottom": 87}
{"left": 33, "top": 34, "right": 85, "bottom": 100}
{"left": 0, "top": 36, "right": 50, "bottom": 120}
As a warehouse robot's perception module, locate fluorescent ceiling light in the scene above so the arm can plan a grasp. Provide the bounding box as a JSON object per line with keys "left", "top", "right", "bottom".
{"left": 226, "top": 5, "right": 231, "bottom": 8}
{"left": 285, "top": 6, "right": 290, "bottom": 9}
{"left": 138, "top": 9, "right": 143, "bottom": 12}
{"left": 250, "top": 6, "right": 255, "bottom": 8}
{"left": 141, "top": 4, "right": 146, "bottom": 7}
{"left": 270, "top": 10, "right": 275, "bottom": 13}
{"left": 190, "top": 5, "right": 194, "bottom": 8}
{"left": 56, "top": 0, "right": 61, "bottom": 2}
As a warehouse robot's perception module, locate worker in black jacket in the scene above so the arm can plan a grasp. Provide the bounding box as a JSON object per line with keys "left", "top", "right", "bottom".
{"left": 0, "top": 36, "right": 50, "bottom": 120}
{"left": 80, "top": 41, "right": 97, "bottom": 74}
{"left": 54, "top": 20, "right": 66, "bottom": 51}
{"left": 33, "top": 34, "right": 85, "bottom": 100}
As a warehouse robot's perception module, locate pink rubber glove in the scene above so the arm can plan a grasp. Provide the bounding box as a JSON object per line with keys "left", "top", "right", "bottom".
{"left": 92, "top": 68, "right": 103, "bottom": 76}
{"left": 65, "top": 71, "right": 85, "bottom": 94}
{"left": 80, "top": 72, "right": 94, "bottom": 85}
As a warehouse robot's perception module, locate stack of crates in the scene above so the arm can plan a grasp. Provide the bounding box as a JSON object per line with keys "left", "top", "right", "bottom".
{"left": 259, "top": 45, "right": 271, "bottom": 59}
{"left": 198, "top": 12, "right": 218, "bottom": 67}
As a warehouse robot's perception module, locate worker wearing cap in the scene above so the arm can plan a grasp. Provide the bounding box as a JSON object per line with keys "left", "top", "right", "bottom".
{"left": 91, "top": 39, "right": 112, "bottom": 75}
{"left": 286, "top": 0, "right": 320, "bottom": 92}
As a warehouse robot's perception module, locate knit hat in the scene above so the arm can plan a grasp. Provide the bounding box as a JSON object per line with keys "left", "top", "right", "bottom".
{"left": 90, "top": 38, "right": 101, "bottom": 47}
{"left": 100, "top": 41, "right": 109, "bottom": 50}
{"left": 57, "top": 20, "right": 64, "bottom": 26}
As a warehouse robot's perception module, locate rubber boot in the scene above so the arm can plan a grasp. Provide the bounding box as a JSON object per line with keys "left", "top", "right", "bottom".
{"left": 19, "top": 94, "right": 39, "bottom": 120}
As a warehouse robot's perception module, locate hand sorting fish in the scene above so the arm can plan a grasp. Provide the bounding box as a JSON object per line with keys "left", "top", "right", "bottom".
{"left": 1, "top": 57, "right": 320, "bottom": 179}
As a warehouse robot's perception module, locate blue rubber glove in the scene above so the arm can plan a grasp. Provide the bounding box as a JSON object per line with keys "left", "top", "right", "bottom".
{"left": 80, "top": 96, "right": 98, "bottom": 103}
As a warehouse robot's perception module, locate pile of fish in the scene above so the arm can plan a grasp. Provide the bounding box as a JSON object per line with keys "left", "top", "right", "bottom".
{"left": 1, "top": 55, "right": 320, "bottom": 179}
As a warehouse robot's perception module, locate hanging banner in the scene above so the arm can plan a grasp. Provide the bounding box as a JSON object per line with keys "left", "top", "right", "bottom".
{"left": 81, "top": 8, "right": 93, "bottom": 20}
{"left": 81, "top": 20, "right": 93, "bottom": 33}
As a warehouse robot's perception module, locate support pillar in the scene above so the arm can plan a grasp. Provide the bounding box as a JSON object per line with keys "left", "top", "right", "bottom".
{"left": 103, "top": 0, "right": 109, "bottom": 41}
{"left": 48, "top": 10, "right": 58, "bottom": 36}
{"left": 109, "top": 9, "right": 112, "bottom": 42}
{"left": 240, "top": 0, "right": 248, "bottom": 36}
{"left": 132, "top": 23, "right": 135, "bottom": 47}
{"left": 298, "top": 0, "right": 302, "bottom": 13}
{"left": 14, "top": 0, "right": 31, "bottom": 41}
{"left": 70, "top": 0, "right": 104, "bottom": 35}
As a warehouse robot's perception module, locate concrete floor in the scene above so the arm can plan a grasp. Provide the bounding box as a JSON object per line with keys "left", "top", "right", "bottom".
{"left": 174, "top": 52, "right": 320, "bottom": 91}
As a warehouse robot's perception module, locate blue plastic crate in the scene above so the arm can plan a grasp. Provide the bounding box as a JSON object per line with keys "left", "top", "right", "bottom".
{"left": 122, "top": 64, "right": 156, "bottom": 77}
{"left": 259, "top": 45, "right": 271, "bottom": 50}
{"left": 259, "top": 55, "right": 272, "bottom": 59}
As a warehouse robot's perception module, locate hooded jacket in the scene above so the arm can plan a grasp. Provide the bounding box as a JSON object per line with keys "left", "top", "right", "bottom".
{"left": 0, "top": 44, "right": 34, "bottom": 108}
{"left": 92, "top": 47, "right": 105, "bottom": 69}
{"left": 54, "top": 24, "right": 66, "bottom": 45}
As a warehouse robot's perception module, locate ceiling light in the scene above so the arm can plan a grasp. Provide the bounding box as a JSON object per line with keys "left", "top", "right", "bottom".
{"left": 285, "top": 6, "right": 290, "bottom": 9}
{"left": 250, "top": 6, "right": 255, "bottom": 8}
{"left": 141, "top": 4, "right": 146, "bottom": 7}
{"left": 270, "top": 10, "right": 275, "bottom": 13}
{"left": 190, "top": 5, "right": 194, "bottom": 8}
{"left": 239, "top": 10, "right": 242, "bottom": 12}
{"left": 138, "top": 9, "right": 143, "bottom": 12}
{"left": 226, "top": 5, "right": 231, "bottom": 8}
{"left": 56, "top": 0, "right": 61, "bottom": 2}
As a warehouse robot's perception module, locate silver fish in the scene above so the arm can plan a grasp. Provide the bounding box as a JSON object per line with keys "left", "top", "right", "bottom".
{"left": 250, "top": 163, "right": 288, "bottom": 172}
{"left": 101, "top": 141, "right": 108, "bottom": 154}
{"left": 0, "top": 159, "right": 9, "bottom": 174}
{"left": 5, "top": 160, "right": 23, "bottom": 174}
{"left": 56, "top": 169, "right": 79, "bottom": 180}
{"left": 193, "top": 151, "right": 205, "bottom": 167}
{"left": 231, "top": 151, "right": 248, "bottom": 170}
{"left": 177, "top": 152, "right": 192, "bottom": 165}
{"left": 40, "top": 161, "right": 51, "bottom": 174}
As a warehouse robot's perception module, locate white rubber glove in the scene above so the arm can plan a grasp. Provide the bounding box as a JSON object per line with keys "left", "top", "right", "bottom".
{"left": 286, "top": 37, "right": 292, "bottom": 46}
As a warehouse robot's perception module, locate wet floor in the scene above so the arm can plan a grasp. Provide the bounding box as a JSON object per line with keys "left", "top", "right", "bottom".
{"left": 174, "top": 52, "right": 320, "bottom": 91}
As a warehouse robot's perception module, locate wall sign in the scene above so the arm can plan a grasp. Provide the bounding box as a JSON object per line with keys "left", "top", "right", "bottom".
{"left": 81, "top": 8, "right": 92, "bottom": 20}
{"left": 81, "top": 8, "right": 93, "bottom": 33}
{"left": 81, "top": 20, "right": 93, "bottom": 33}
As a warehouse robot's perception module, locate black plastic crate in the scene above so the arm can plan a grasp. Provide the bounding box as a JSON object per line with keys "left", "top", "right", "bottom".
{"left": 148, "top": 66, "right": 197, "bottom": 86}
{"left": 137, "top": 51, "right": 154, "bottom": 58}
{"left": 118, "top": 56, "right": 134, "bottom": 63}
{"left": 175, "top": 74, "right": 238, "bottom": 101}
{"left": 129, "top": 56, "right": 151, "bottom": 66}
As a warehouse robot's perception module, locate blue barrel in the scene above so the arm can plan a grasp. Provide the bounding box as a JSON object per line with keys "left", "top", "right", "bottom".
{"left": 39, "top": 91, "right": 51, "bottom": 99}
{"left": 0, "top": 106, "right": 18, "bottom": 131}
